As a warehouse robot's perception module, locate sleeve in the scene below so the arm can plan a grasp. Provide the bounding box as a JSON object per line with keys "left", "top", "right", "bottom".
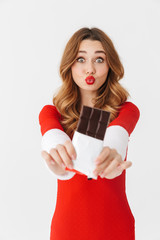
{"left": 39, "top": 105, "right": 76, "bottom": 180}
{"left": 103, "top": 101, "right": 140, "bottom": 160}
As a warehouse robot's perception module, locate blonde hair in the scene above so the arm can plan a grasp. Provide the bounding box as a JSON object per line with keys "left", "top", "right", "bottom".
{"left": 53, "top": 27, "right": 130, "bottom": 137}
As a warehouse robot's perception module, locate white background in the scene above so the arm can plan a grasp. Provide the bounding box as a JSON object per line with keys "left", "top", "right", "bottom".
{"left": 0, "top": 0, "right": 160, "bottom": 239}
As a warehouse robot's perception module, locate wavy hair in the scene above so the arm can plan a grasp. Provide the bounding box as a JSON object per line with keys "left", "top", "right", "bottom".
{"left": 53, "top": 27, "right": 130, "bottom": 137}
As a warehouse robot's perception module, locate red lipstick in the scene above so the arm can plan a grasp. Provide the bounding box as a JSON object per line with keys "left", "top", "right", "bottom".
{"left": 85, "top": 76, "right": 95, "bottom": 85}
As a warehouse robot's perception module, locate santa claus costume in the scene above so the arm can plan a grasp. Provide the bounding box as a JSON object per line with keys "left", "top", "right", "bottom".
{"left": 39, "top": 101, "right": 140, "bottom": 240}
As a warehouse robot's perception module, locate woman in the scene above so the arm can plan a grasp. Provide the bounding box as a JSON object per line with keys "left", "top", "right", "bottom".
{"left": 39, "top": 27, "right": 140, "bottom": 240}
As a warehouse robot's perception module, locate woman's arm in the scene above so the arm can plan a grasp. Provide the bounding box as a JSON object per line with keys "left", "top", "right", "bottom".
{"left": 103, "top": 101, "right": 140, "bottom": 160}
{"left": 93, "top": 101, "right": 140, "bottom": 178}
{"left": 39, "top": 105, "right": 76, "bottom": 180}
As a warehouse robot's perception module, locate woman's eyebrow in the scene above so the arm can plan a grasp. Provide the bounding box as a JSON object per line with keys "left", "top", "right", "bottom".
{"left": 95, "top": 51, "right": 106, "bottom": 55}
{"left": 78, "top": 51, "right": 87, "bottom": 54}
{"left": 78, "top": 50, "right": 106, "bottom": 55}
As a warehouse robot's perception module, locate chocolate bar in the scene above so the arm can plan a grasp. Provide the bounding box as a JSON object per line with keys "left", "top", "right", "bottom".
{"left": 71, "top": 106, "right": 111, "bottom": 179}
{"left": 77, "top": 106, "right": 110, "bottom": 140}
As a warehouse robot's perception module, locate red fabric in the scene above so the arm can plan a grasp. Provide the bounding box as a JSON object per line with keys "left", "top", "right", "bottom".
{"left": 39, "top": 105, "right": 64, "bottom": 136}
{"left": 109, "top": 102, "right": 140, "bottom": 136}
{"left": 39, "top": 102, "right": 140, "bottom": 240}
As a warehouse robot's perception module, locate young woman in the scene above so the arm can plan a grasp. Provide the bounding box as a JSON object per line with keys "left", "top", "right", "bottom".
{"left": 39, "top": 27, "right": 140, "bottom": 240}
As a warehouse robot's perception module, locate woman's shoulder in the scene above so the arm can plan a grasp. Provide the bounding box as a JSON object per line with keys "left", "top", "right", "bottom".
{"left": 39, "top": 104, "right": 64, "bottom": 135}
{"left": 39, "top": 104, "right": 62, "bottom": 123}
{"left": 108, "top": 101, "right": 140, "bottom": 135}
{"left": 119, "top": 101, "right": 140, "bottom": 118}
{"left": 120, "top": 101, "right": 140, "bottom": 111}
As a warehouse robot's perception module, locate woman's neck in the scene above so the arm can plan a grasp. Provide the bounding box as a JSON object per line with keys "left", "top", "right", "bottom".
{"left": 80, "top": 89, "right": 97, "bottom": 108}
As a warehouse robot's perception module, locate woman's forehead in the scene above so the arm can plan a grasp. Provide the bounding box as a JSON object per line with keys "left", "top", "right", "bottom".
{"left": 78, "top": 39, "right": 105, "bottom": 53}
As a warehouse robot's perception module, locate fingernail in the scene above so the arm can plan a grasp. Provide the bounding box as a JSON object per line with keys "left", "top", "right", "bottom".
{"left": 95, "top": 160, "right": 100, "bottom": 165}
{"left": 69, "top": 164, "right": 73, "bottom": 169}
{"left": 117, "top": 165, "right": 122, "bottom": 170}
{"left": 51, "top": 160, "right": 55, "bottom": 165}
{"left": 93, "top": 171, "right": 98, "bottom": 176}
{"left": 72, "top": 155, "right": 76, "bottom": 160}
{"left": 100, "top": 172, "right": 105, "bottom": 178}
{"left": 62, "top": 163, "right": 66, "bottom": 169}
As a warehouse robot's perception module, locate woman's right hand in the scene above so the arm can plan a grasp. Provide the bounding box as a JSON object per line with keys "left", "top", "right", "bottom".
{"left": 41, "top": 140, "right": 77, "bottom": 176}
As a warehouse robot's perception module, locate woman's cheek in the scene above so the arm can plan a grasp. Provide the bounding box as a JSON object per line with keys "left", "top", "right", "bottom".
{"left": 72, "top": 64, "right": 83, "bottom": 77}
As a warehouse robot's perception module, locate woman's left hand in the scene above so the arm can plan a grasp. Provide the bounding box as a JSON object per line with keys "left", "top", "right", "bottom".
{"left": 93, "top": 147, "right": 132, "bottom": 179}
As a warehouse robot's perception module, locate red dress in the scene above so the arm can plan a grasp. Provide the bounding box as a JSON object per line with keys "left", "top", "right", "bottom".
{"left": 39, "top": 102, "right": 140, "bottom": 240}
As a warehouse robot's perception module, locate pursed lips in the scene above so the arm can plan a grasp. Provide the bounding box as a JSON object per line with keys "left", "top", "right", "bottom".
{"left": 85, "top": 76, "right": 95, "bottom": 85}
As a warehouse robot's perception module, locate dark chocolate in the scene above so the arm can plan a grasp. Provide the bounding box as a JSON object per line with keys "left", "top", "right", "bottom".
{"left": 76, "top": 106, "right": 92, "bottom": 134}
{"left": 76, "top": 106, "right": 110, "bottom": 140}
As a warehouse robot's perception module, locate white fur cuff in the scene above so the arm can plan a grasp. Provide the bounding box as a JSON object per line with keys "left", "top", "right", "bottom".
{"left": 103, "top": 125, "right": 129, "bottom": 160}
{"left": 41, "top": 129, "right": 75, "bottom": 180}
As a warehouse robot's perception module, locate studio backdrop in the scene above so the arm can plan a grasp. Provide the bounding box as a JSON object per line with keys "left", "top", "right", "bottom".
{"left": 0, "top": 0, "right": 160, "bottom": 239}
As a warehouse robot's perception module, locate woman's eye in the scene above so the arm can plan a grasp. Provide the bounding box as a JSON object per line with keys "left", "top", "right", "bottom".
{"left": 77, "top": 57, "right": 85, "bottom": 63}
{"left": 95, "top": 57, "right": 104, "bottom": 63}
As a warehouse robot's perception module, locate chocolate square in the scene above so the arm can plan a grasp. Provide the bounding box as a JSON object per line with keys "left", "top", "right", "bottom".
{"left": 76, "top": 106, "right": 110, "bottom": 140}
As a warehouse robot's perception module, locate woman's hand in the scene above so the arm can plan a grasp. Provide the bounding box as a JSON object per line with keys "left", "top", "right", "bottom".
{"left": 41, "top": 140, "right": 76, "bottom": 176}
{"left": 93, "top": 147, "right": 132, "bottom": 179}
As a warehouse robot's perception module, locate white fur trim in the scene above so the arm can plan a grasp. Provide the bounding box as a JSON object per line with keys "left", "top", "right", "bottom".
{"left": 103, "top": 126, "right": 129, "bottom": 160}
{"left": 41, "top": 129, "right": 75, "bottom": 180}
{"left": 72, "top": 131, "right": 103, "bottom": 179}
{"left": 41, "top": 129, "right": 71, "bottom": 152}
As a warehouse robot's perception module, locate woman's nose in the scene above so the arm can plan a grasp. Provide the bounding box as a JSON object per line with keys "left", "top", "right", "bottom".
{"left": 85, "top": 61, "right": 96, "bottom": 75}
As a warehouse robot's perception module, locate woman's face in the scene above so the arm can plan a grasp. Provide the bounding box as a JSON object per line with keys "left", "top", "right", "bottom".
{"left": 71, "top": 39, "right": 109, "bottom": 94}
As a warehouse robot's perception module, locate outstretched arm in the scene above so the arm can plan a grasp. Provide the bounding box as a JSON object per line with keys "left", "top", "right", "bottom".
{"left": 93, "top": 102, "right": 140, "bottom": 179}
{"left": 103, "top": 101, "right": 140, "bottom": 159}
{"left": 39, "top": 105, "right": 76, "bottom": 180}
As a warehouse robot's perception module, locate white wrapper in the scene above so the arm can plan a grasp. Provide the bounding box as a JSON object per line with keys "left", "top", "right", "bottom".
{"left": 72, "top": 131, "right": 103, "bottom": 179}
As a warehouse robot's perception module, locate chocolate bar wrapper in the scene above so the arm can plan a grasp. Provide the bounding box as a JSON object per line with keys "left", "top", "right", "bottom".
{"left": 72, "top": 132, "right": 103, "bottom": 179}
{"left": 71, "top": 106, "right": 110, "bottom": 179}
